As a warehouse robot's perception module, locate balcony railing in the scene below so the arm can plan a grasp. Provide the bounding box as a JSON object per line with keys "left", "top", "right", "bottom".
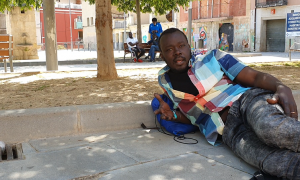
{"left": 114, "top": 21, "right": 126, "bottom": 29}
{"left": 256, "top": 0, "right": 287, "bottom": 8}
{"left": 74, "top": 22, "right": 83, "bottom": 29}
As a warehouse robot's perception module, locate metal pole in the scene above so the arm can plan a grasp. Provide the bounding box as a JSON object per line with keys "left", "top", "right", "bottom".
{"left": 124, "top": 6, "right": 126, "bottom": 50}
{"left": 188, "top": 1, "right": 192, "bottom": 45}
{"left": 173, "top": 9, "right": 177, "bottom": 28}
{"left": 289, "top": 10, "right": 294, "bottom": 61}
{"left": 211, "top": 0, "right": 214, "bottom": 18}
{"left": 69, "top": 0, "right": 73, "bottom": 51}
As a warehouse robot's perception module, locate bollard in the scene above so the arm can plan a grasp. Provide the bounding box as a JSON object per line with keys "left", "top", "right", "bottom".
{"left": 0, "top": 141, "right": 5, "bottom": 154}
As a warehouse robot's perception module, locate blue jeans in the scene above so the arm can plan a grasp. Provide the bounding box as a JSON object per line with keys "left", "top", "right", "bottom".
{"left": 223, "top": 88, "right": 300, "bottom": 179}
{"left": 149, "top": 45, "right": 160, "bottom": 61}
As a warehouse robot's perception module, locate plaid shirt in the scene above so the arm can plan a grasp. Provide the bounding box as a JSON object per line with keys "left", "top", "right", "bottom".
{"left": 158, "top": 49, "right": 250, "bottom": 145}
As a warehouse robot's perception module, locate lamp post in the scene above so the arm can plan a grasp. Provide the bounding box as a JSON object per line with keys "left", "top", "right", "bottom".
{"left": 69, "top": 0, "right": 73, "bottom": 51}
{"left": 187, "top": 1, "right": 192, "bottom": 45}
{"left": 123, "top": 0, "right": 126, "bottom": 50}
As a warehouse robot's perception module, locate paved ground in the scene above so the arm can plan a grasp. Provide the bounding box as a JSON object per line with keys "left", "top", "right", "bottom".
{"left": 1, "top": 50, "right": 300, "bottom": 73}
{"left": 0, "top": 50, "right": 300, "bottom": 179}
{"left": 0, "top": 129, "right": 257, "bottom": 180}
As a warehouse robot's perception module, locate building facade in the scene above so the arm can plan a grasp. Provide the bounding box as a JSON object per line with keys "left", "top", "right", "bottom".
{"left": 81, "top": 1, "right": 174, "bottom": 51}
{"left": 252, "top": 0, "right": 300, "bottom": 52}
{"left": 39, "top": 0, "right": 83, "bottom": 49}
{"left": 177, "top": 0, "right": 251, "bottom": 52}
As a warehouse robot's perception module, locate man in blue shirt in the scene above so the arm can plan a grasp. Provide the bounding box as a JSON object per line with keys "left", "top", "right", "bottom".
{"left": 149, "top": 18, "right": 163, "bottom": 40}
{"left": 146, "top": 18, "right": 162, "bottom": 61}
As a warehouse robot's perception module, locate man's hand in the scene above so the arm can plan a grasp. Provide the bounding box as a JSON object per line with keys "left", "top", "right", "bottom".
{"left": 153, "top": 93, "right": 175, "bottom": 121}
{"left": 267, "top": 85, "right": 298, "bottom": 119}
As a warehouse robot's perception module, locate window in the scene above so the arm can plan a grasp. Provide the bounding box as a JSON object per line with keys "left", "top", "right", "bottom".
{"left": 90, "top": 17, "right": 94, "bottom": 26}
{"left": 87, "top": 17, "right": 90, "bottom": 26}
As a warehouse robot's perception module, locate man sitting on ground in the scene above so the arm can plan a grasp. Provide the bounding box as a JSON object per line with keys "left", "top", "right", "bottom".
{"left": 153, "top": 28, "right": 300, "bottom": 179}
{"left": 126, "top": 32, "right": 145, "bottom": 62}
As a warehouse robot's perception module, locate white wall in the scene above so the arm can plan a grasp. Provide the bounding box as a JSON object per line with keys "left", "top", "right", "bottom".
{"left": 82, "top": 1, "right": 95, "bottom": 48}
{"left": 56, "top": 0, "right": 77, "bottom": 4}
{"left": 255, "top": 5, "right": 300, "bottom": 52}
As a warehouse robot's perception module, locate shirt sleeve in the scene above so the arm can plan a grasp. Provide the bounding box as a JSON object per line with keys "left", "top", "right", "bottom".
{"left": 214, "top": 49, "right": 247, "bottom": 81}
{"left": 149, "top": 24, "right": 152, "bottom": 34}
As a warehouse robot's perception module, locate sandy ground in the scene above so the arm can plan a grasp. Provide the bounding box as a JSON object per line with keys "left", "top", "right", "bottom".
{"left": 1, "top": 64, "right": 300, "bottom": 110}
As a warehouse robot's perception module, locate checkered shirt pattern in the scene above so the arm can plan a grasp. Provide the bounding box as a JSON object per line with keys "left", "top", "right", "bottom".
{"left": 158, "top": 49, "right": 250, "bottom": 145}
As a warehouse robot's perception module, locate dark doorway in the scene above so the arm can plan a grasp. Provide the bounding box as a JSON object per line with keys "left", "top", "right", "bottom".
{"left": 266, "top": 19, "right": 285, "bottom": 52}
{"left": 78, "top": 31, "right": 83, "bottom": 41}
{"left": 219, "top": 23, "right": 234, "bottom": 51}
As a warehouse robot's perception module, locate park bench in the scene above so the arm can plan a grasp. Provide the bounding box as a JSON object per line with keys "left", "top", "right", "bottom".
{"left": 123, "top": 43, "right": 161, "bottom": 62}
{"left": 0, "top": 34, "right": 13, "bottom": 72}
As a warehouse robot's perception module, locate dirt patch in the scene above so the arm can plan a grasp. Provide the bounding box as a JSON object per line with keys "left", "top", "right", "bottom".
{"left": 1, "top": 65, "right": 300, "bottom": 110}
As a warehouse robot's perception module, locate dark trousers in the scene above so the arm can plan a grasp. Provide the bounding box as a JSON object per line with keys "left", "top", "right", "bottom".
{"left": 223, "top": 88, "right": 300, "bottom": 179}
{"left": 131, "top": 47, "right": 145, "bottom": 60}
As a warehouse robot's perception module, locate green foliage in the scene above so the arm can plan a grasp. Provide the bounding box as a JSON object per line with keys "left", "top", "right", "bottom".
{"left": 0, "top": 0, "right": 42, "bottom": 12}
{"left": 85, "top": 0, "right": 191, "bottom": 15}
{"left": 113, "top": 0, "right": 191, "bottom": 14}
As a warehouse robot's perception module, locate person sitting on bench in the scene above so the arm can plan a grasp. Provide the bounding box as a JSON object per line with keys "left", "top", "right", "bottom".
{"left": 145, "top": 33, "right": 159, "bottom": 62}
{"left": 126, "top": 32, "right": 145, "bottom": 63}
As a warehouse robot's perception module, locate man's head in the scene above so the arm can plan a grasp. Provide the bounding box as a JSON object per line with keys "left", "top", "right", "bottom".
{"left": 128, "top": 32, "right": 133, "bottom": 38}
{"left": 152, "top": 18, "right": 157, "bottom": 25}
{"left": 158, "top": 28, "right": 191, "bottom": 73}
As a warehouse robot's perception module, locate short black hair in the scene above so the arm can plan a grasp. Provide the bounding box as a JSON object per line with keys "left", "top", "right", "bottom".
{"left": 158, "top": 28, "right": 188, "bottom": 51}
{"left": 152, "top": 18, "right": 157, "bottom": 22}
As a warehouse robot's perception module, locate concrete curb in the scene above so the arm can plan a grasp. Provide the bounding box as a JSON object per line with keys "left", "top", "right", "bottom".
{"left": 0, "top": 101, "right": 155, "bottom": 143}
{"left": 1, "top": 90, "right": 299, "bottom": 143}
{"left": 0, "top": 58, "right": 127, "bottom": 67}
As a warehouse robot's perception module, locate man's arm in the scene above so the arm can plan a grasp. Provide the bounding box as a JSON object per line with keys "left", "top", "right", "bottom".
{"left": 149, "top": 24, "right": 152, "bottom": 34}
{"left": 234, "top": 66, "right": 298, "bottom": 119}
{"left": 127, "top": 39, "right": 139, "bottom": 47}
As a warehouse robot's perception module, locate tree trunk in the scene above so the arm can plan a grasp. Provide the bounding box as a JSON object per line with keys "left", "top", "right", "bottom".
{"left": 135, "top": 0, "right": 142, "bottom": 42}
{"left": 43, "top": 0, "right": 58, "bottom": 71}
{"left": 95, "top": 0, "right": 118, "bottom": 79}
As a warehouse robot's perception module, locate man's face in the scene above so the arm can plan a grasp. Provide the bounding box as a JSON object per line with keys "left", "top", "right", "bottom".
{"left": 129, "top": 32, "right": 133, "bottom": 38}
{"left": 160, "top": 31, "right": 191, "bottom": 73}
{"left": 153, "top": 21, "right": 157, "bottom": 25}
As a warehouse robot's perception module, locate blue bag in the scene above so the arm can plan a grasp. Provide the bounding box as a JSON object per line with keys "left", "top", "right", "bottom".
{"left": 151, "top": 94, "right": 199, "bottom": 136}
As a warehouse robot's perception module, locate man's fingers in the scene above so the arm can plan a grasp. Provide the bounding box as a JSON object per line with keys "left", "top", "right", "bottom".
{"left": 286, "top": 103, "right": 298, "bottom": 120}
{"left": 267, "top": 94, "right": 279, "bottom": 104}
{"left": 154, "top": 93, "right": 164, "bottom": 103}
{"left": 154, "top": 109, "right": 161, "bottom": 115}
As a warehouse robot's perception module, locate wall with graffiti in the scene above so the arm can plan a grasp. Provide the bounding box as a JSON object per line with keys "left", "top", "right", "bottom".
{"left": 183, "top": 28, "right": 195, "bottom": 50}
{"left": 199, "top": 27, "right": 208, "bottom": 49}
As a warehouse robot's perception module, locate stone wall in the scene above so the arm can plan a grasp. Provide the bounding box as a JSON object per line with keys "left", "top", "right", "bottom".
{"left": 6, "top": 7, "right": 39, "bottom": 60}
{"left": 0, "top": 13, "right": 6, "bottom": 34}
